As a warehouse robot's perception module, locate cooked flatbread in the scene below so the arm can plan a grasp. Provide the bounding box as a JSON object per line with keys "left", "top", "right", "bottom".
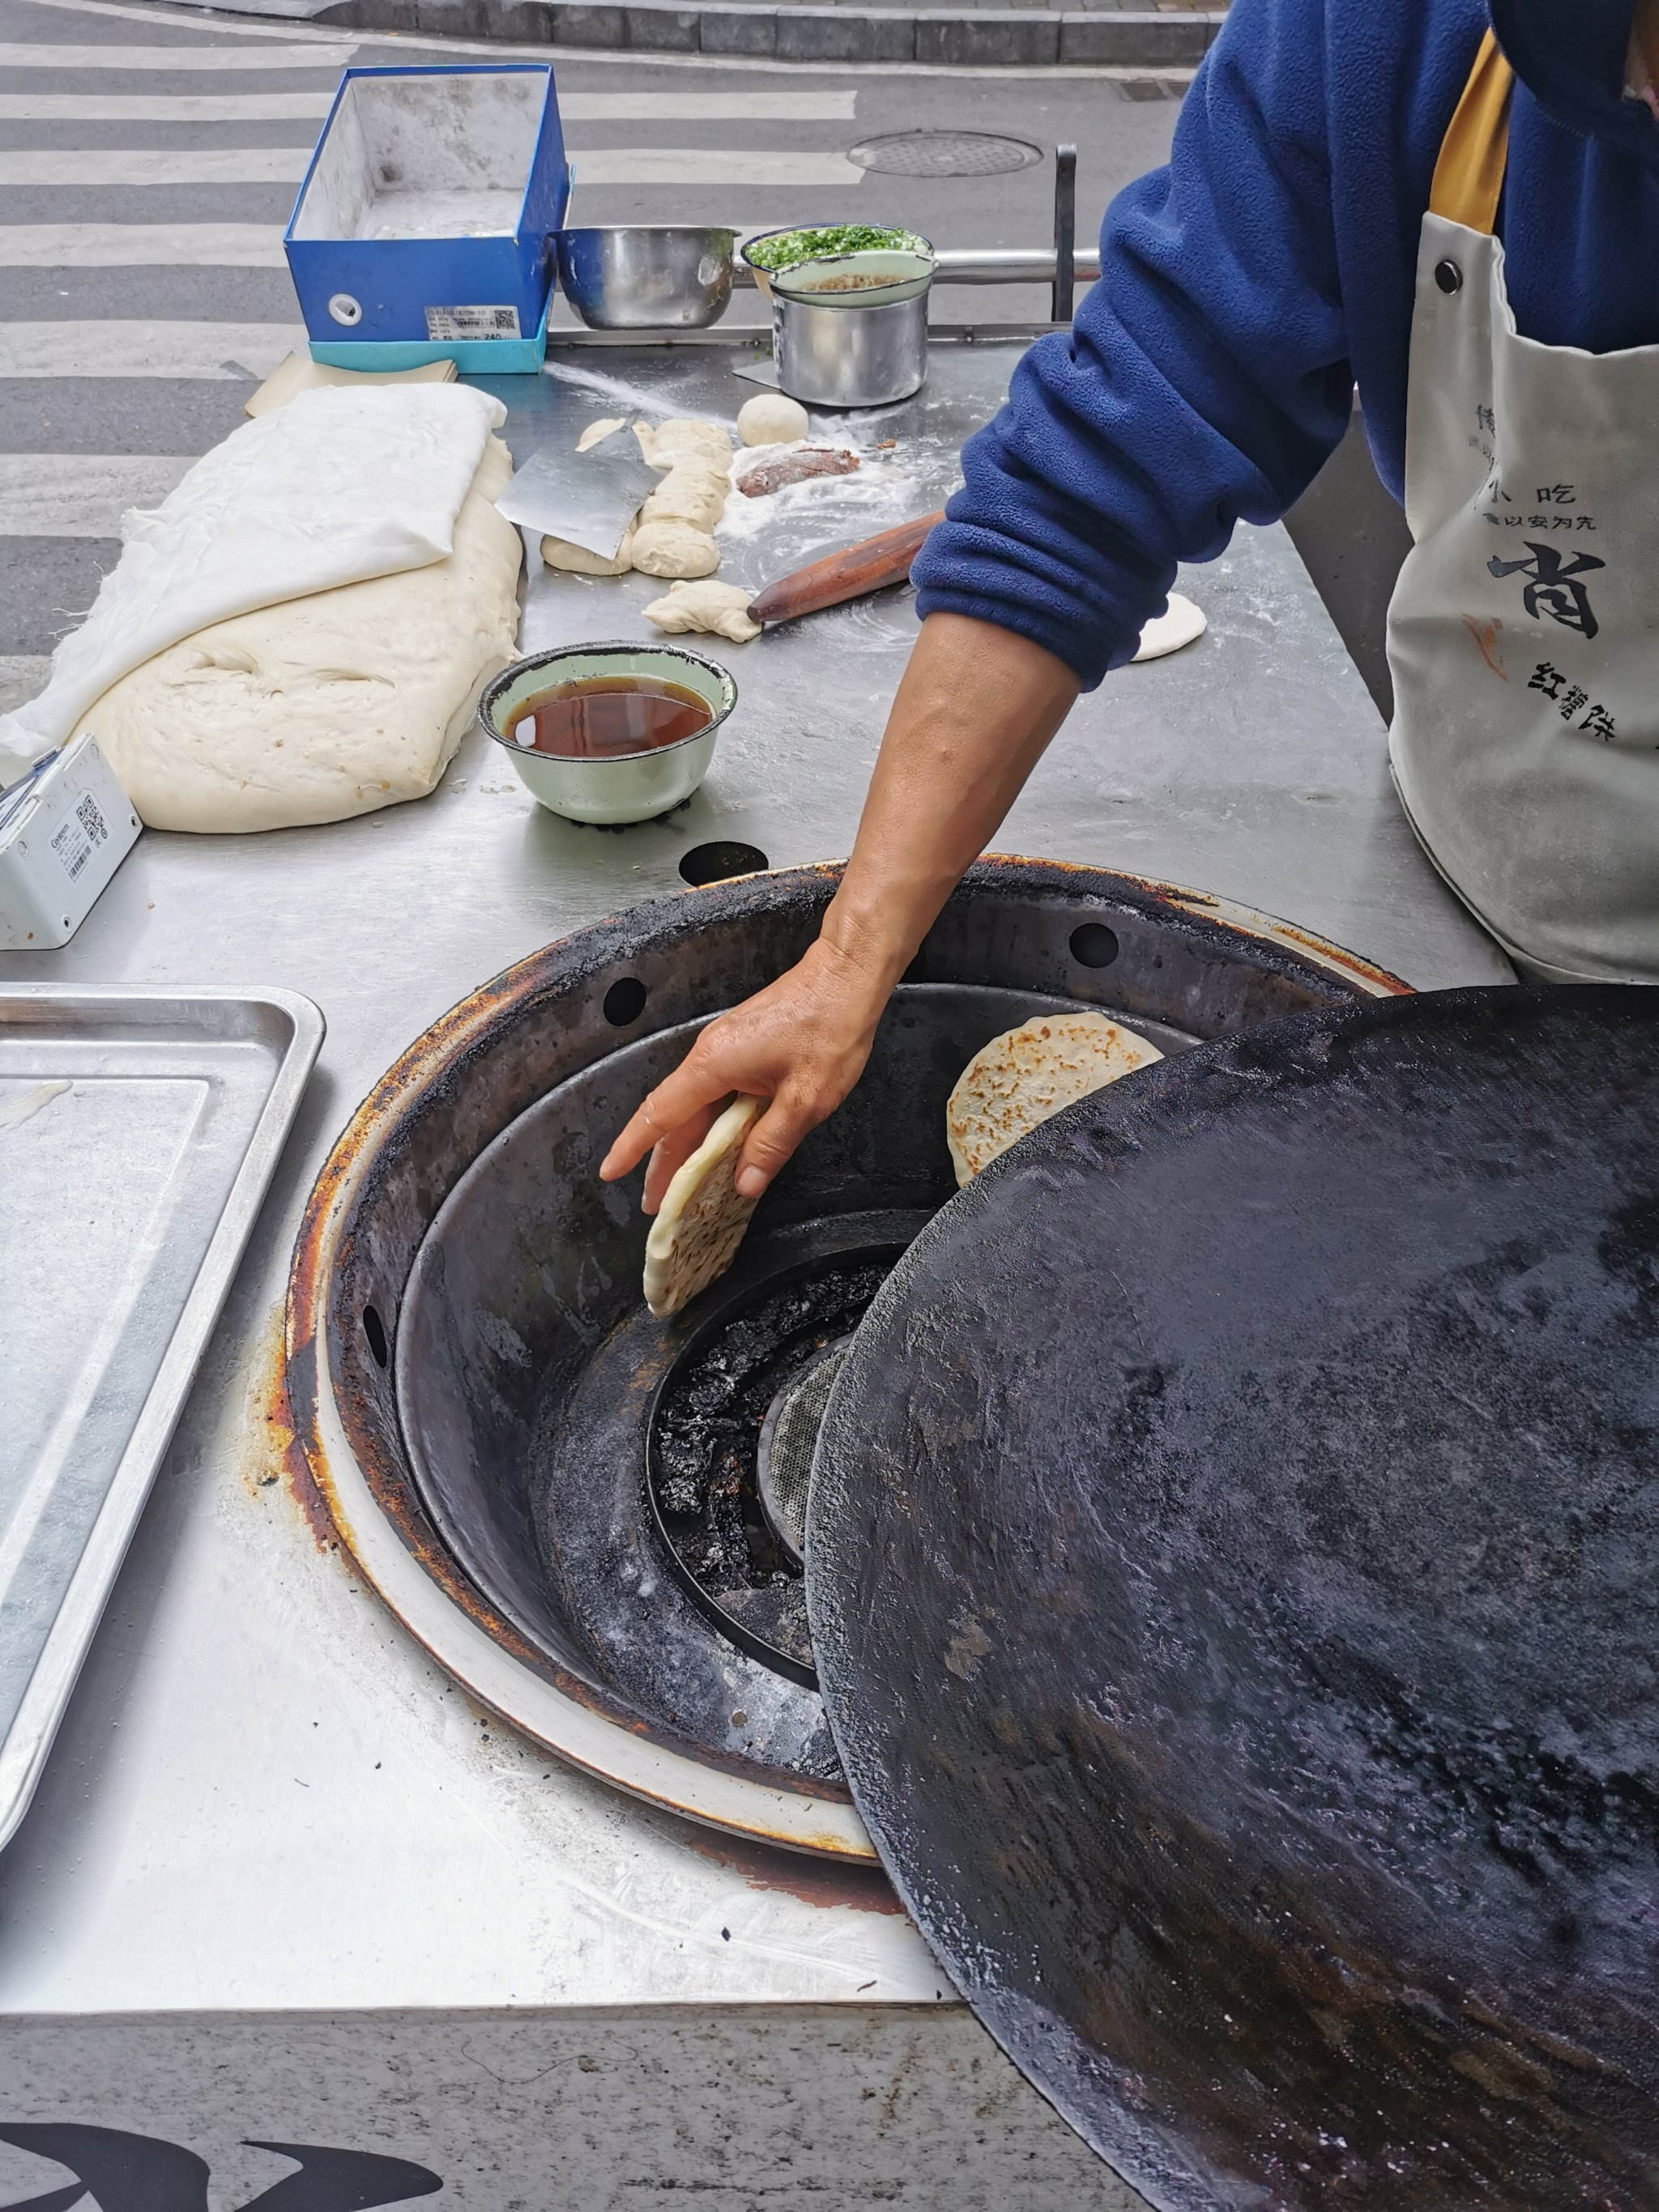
{"left": 643, "top": 1095, "right": 765, "bottom": 1318}
{"left": 946, "top": 1012, "right": 1163, "bottom": 1186}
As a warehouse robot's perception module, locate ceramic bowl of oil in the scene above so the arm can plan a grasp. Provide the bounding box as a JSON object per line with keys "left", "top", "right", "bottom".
{"left": 480, "top": 642, "right": 739, "bottom": 825}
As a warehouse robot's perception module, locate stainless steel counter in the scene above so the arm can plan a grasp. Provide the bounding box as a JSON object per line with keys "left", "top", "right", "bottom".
{"left": 0, "top": 338, "right": 1508, "bottom": 2212}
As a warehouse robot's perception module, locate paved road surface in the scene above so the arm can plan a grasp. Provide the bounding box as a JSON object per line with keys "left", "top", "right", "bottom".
{"left": 0, "top": 0, "right": 1181, "bottom": 697}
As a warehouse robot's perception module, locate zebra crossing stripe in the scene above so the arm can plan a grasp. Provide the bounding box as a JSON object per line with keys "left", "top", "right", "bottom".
{"left": 0, "top": 454, "right": 193, "bottom": 536}
{"left": 0, "top": 147, "right": 312, "bottom": 185}
{"left": 0, "top": 226, "right": 288, "bottom": 268}
{"left": 0, "top": 91, "right": 335, "bottom": 119}
{"left": 0, "top": 322, "right": 307, "bottom": 379}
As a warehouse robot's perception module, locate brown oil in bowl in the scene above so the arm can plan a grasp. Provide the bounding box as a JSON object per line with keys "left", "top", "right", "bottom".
{"left": 509, "top": 675, "right": 713, "bottom": 760}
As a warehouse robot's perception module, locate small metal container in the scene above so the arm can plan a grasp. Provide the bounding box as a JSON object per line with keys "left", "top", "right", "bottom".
{"left": 557, "top": 225, "right": 735, "bottom": 330}
{"left": 480, "top": 641, "right": 737, "bottom": 825}
{"left": 773, "top": 288, "right": 930, "bottom": 408}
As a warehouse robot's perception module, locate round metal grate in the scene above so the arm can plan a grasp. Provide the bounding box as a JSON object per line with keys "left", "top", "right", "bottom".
{"left": 847, "top": 130, "right": 1046, "bottom": 178}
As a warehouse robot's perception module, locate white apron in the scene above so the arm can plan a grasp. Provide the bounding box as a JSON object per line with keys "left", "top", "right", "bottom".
{"left": 1387, "top": 31, "right": 1659, "bottom": 982}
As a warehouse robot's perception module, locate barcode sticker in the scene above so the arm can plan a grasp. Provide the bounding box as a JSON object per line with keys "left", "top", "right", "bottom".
{"left": 424, "top": 305, "right": 521, "bottom": 342}
{"left": 49, "top": 789, "right": 108, "bottom": 883}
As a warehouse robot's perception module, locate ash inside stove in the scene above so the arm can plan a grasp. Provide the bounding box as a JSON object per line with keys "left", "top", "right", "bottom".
{"left": 647, "top": 1251, "right": 899, "bottom": 1684}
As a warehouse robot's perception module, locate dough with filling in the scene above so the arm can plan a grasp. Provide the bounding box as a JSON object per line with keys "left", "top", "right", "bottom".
{"left": 643, "top": 579, "right": 761, "bottom": 644}
{"left": 576, "top": 416, "right": 626, "bottom": 452}
{"left": 641, "top": 463, "right": 727, "bottom": 534}
{"left": 946, "top": 1011, "right": 1164, "bottom": 1185}
{"left": 1132, "top": 591, "right": 1206, "bottom": 663}
{"left": 737, "top": 392, "right": 810, "bottom": 448}
{"left": 72, "top": 437, "right": 522, "bottom": 833}
{"left": 542, "top": 525, "right": 635, "bottom": 576}
{"left": 635, "top": 417, "right": 732, "bottom": 473}
{"left": 630, "top": 518, "right": 720, "bottom": 579}
{"left": 643, "top": 1096, "right": 764, "bottom": 1317}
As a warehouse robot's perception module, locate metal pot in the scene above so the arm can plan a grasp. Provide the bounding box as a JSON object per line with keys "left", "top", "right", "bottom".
{"left": 772, "top": 289, "right": 929, "bottom": 409}
{"left": 557, "top": 225, "right": 735, "bottom": 330}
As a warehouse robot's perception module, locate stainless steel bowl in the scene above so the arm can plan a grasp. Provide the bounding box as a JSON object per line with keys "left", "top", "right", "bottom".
{"left": 773, "top": 288, "right": 930, "bottom": 409}
{"left": 557, "top": 226, "right": 736, "bottom": 330}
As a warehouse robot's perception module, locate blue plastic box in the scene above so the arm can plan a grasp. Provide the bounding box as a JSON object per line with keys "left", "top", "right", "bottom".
{"left": 285, "top": 65, "right": 568, "bottom": 373}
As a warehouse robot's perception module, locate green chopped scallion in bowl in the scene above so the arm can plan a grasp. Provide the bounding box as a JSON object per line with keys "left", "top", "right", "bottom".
{"left": 744, "top": 224, "right": 930, "bottom": 271}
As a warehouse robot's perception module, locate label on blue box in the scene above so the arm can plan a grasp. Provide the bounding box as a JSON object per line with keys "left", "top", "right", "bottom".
{"left": 423, "top": 304, "right": 522, "bottom": 341}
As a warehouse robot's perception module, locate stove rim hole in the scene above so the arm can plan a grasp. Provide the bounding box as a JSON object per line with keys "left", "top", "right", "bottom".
{"left": 362, "top": 1302, "right": 390, "bottom": 1370}
{"left": 1069, "top": 920, "right": 1121, "bottom": 970}
{"left": 603, "top": 976, "right": 649, "bottom": 1027}
{"left": 679, "top": 839, "right": 770, "bottom": 889}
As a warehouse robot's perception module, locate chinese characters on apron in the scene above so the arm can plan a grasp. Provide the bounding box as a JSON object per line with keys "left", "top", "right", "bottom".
{"left": 1388, "top": 30, "right": 1659, "bottom": 981}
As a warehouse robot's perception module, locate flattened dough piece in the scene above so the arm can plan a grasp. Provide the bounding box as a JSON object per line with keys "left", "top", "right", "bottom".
{"left": 641, "top": 462, "right": 727, "bottom": 533}
{"left": 542, "top": 524, "right": 635, "bottom": 575}
{"left": 631, "top": 518, "right": 720, "bottom": 579}
{"left": 643, "top": 1095, "right": 764, "bottom": 1317}
{"left": 1132, "top": 590, "right": 1205, "bottom": 663}
{"left": 737, "top": 391, "right": 808, "bottom": 448}
{"left": 577, "top": 416, "right": 626, "bottom": 453}
{"left": 946, "top": 1011, "right": 1164, "bottom": 1186}
{"left": 74, "top": 437, "right": 522, "bottom": 833}
{"left": 643, "top": 579, "right": 761, "bottom": 644}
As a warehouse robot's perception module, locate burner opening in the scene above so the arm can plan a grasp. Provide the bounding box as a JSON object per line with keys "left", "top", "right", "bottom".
{"left": 362, "top": 1303, "right": 390, "bottom": 1368}
{"left": 603, "top": 976, "right": 648, "bottom": 1026}
{"left": 1070, "top": 922, "right": 1120, "bottom": 969}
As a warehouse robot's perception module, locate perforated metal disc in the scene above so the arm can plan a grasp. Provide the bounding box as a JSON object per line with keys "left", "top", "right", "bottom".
{"left": 846, "top": 131, "right": 1044, "bottom": 177}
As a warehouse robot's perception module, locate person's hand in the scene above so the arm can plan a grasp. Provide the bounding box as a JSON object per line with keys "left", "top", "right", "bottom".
{"left": 599, "top": 935, "right": 889, "bottom": 1212}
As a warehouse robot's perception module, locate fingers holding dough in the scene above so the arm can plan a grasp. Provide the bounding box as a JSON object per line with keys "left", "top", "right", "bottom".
{"left": 644, "top": 579, "right": 761, "bottom": 643}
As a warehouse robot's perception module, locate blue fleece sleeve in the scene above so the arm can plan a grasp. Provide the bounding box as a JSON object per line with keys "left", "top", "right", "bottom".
{"left": 912, "top": 0, "right": 1355, "bottom": 688}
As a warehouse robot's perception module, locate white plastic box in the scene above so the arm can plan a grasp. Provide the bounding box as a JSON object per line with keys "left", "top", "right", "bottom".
{"left": 0, "top": 733, "right": 141, "bottom": 949}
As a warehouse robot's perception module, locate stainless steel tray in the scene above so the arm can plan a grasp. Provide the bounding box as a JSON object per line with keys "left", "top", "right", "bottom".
{"left": 0, "top": 985, "right": 323, "bottom": 1848}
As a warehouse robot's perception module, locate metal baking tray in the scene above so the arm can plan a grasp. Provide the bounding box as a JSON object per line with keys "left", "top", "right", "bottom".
{"left": 0, "top": 985, "right": 323, "bottom": 1849}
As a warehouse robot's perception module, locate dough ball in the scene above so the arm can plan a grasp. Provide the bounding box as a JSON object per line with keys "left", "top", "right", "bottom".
{"left": 1132, "top": 591, "right": 1206, "bottom": 663}
{"left": 634, "top": 416, "right": 732, "bottom": 472}
{"left": 643, "top": 579, "right": 761, "bottom": 644}
{"left": 641, "top": 462, "right": 727, "bottom": 534}
{"left": 737, "top": 392, "right": 809, "bottom": 448}
{"left": 541, "top": 526, "right": 635, "bottom": 576}
{"left": 576, "top": 416, "right": 626, "bottom": 453}
{"left": 630, "top": 519, "right": 720, "bottom": 580}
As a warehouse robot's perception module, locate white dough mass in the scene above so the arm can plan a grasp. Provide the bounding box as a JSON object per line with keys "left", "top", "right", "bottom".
{"left": 643, "top": 579, "right": 761, "bottom": 644}
{"left": 1132, "top": 591, "right": 1206, "bottom": 662}
{"left": 73, "top": 437, "right": 522, "bottom": 833}
{"left": 630, "top": 518, "right": 721, "bottom": 579}
{"left": 736, "top": 392, "right": 809, "bottom": 447}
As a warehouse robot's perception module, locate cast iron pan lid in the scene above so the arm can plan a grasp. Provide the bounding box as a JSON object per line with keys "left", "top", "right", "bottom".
{"left": 807, "top": 987, "right": 1659, "bottom": 2211}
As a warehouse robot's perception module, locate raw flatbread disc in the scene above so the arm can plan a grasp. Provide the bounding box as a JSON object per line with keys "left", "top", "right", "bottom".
{"left": 946, "top": 1012, "right": 1164, "bottom": 1186}
{"left": 643, "top": 1095, "right": 765, "bottom": 1317}
{"left": 1132, "top": 590, "right": 1205, "bottom": 663}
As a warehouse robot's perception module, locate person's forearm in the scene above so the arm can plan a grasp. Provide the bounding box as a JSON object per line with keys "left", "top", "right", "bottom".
{"left": 819, "top": 612, "right": 1081, "bottom": 993}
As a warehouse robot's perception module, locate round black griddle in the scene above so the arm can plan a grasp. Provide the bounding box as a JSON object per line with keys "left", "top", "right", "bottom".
{"left": 807, "top": 987, "right": 1659, "bottom": 2211}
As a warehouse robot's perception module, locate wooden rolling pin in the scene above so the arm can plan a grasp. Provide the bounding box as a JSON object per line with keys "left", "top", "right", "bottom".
{"left": 746, "top": 509, "right": 945, "bottom": 628}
